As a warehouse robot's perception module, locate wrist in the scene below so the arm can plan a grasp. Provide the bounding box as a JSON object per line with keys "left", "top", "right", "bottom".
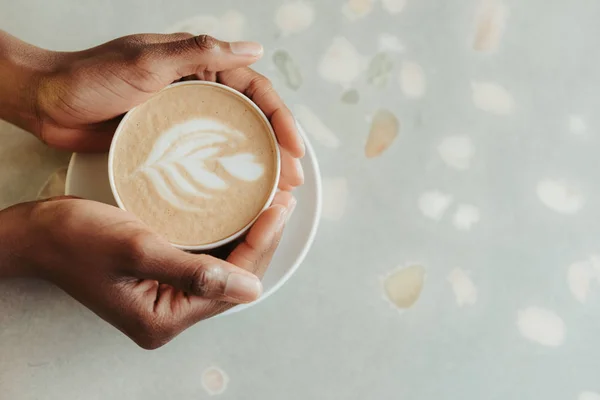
{"left": 0, "top": 201, "right": 39, "bottom": 279}
{"left": 0, "top": 31, "right": 59, "bottom": 137}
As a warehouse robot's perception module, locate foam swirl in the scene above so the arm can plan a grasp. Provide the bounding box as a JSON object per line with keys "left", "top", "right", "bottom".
{"left": 136, "top": 119, "right": 265, "bottom": 211}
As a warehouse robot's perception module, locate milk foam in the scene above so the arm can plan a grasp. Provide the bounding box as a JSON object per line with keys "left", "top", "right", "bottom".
{"left": 136, "top": 118, "right": 266, "bottom": 211}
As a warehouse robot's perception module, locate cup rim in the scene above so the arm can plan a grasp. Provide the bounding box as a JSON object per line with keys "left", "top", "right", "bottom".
{"left": 107, "top": 81, "right": 281, "bottom": 251}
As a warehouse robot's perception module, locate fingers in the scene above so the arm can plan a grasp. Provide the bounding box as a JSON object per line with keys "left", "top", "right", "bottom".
{"left": 227, "top": 192, "right": 296, "bottom": 278}
{"left": 130, "top": 235, "right": 263, "bottom": 304}
{"left": 279, "top": 148, "right": 304, "bottom": 191}
{"left": 154, "top": 35, "right": 264, "bottom": 79}
{"left": 218, "top": 68, "right": 305, "bottom": 158}
{"left": 115, "top": 193, "right": 295, "bottom": 349}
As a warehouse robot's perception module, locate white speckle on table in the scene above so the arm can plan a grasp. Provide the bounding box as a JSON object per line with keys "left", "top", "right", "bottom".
{"left": 453, "top": 204, "right": 480, "bottom": 231}
{"left": 579, "top": 392, "right": 600, "bottom": 400}
{"left": 383, "top": 265, "right": 425, "bottom": 310}
{"left": 399, "top": 61, "right": 426, "bottom": 98}
{"left": 437, "top": 135, "right": 475, "bottom": 170}
{"left": 319, "top": 36, "right": 363, "bottom": 87}
{"left": 568, "top": 114, "right": 588, "bottom": 135}
{"left": 381, "top": 0, "right": 406, "bottom": 14}
{"left": 275, "top": 1, "right": 314, "bottom": 36}
{"left": 473, "top": 0, "right": 508, "bottom": 52}
{"left": 536, "top": 179, "right": 585, "bottom": 214}
{"left": 322, "top": 177, "right": 348, "bottom": 221}
{"left": 201, "top": 366, "right": 229, "bottom": 395}
{"left": 418, "top": 191, "right": 453, "bottom": 221}
{"left": 365, "top": 109, "right": 399, "bottom": 158}
{"left": 295, "top": 105, "right": 340, "bottom": 148}
{"left": 342, "top": 0, "right": 375, "bottom": 20}
{"left": 567, "top": 256, "right": 600, "bottom": 303}
{"left": 447, "top": 268, "right": 478, "bottom": 306}
{"left": 165, "top": 11, "right": 245, "bottom": 41}
{"left": 516, "top": 307, "right": 565, "bottom": 347}
{"left": 471, "top": 81, "right": 514, "bottom": 115}
{"left": 377, "top": 33, "right": 405, "bottom": 53}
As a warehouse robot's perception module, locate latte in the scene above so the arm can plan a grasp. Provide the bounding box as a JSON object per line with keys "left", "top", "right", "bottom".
{"left": 109, "top": 82, "right": 280, "bottom": 249}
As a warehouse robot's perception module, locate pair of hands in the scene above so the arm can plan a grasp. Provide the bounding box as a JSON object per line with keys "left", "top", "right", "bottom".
{"left": 0, "top": 32, "right": 304, "bottom": 349}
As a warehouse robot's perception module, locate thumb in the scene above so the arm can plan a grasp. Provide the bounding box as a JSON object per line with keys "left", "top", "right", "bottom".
{"left": 134, "top": 239, "right": 263, "bottom": 304}
{"left": 157, "top": 34, "right": 264, "bottom": 78}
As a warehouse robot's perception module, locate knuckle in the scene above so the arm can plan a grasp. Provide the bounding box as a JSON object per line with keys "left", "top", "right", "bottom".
{"left": 193, "top": 34, "right": 218, "bottom": 51}
{"left": 251, "top": 75, "right": 273, "bottom": 89}
{"left": 133, "top": 330, "right": 170, "bottom": 350}
{"left": 131, "top": 315, "right": 175, "bottom": 350}
{"left": 247, "top": 75, "right": 273, "bottom": 98}
{"left": 135, "top": 338, "right": 164, "bottom": 351}
{"left": 187, "top": 260, "right": 223, "bottom": 296}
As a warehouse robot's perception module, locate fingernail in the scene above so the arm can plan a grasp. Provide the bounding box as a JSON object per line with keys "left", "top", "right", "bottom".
{"left": 286, "top": 197, "right": 297, "bottom": 223}
{"left": 230, "top": 41, "right": 263, "bottom": 56}
{"left": 224, "top": 273, "right": 263, "bottom": 302}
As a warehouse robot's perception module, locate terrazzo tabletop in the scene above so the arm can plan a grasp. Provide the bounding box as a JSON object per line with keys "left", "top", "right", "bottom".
{"left": 2, "top": 0, "right": 600, "bottom": 398}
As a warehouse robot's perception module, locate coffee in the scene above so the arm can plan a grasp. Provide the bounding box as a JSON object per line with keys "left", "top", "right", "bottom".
{"left": 109, "top": 82, "right": 280, "bottom": 249}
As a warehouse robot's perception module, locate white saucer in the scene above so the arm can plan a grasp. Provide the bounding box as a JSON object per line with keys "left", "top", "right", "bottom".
{"left": 65, "top": 124, "right": 322, "bottom": 315}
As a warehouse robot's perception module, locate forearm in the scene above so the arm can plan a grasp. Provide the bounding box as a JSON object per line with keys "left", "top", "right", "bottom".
{"left": 0, "top": 202, "right": 37, "bottom": 279}
{"left": 0, "top": 31, "right": 55, "bottom": 135}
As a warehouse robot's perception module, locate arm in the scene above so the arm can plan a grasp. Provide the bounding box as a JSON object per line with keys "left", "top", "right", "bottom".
{"left": 0, "top": 31, "right": 53, "bottom": 278}
{"left": 0, "top": 201, "right": 35, "bottom": 279}
{"left": 0, "top": 31, "right": 55, "bottom": 136}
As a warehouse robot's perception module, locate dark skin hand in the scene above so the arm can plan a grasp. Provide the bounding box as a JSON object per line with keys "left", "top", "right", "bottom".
{"left": 0, "top": 192, "right": 295, "bottom": 349}
{"left": 0, "top": 31, "right": 303, "bottom": 348}
{"left": 36, "top": 32, "right": 304, "bottom": 190}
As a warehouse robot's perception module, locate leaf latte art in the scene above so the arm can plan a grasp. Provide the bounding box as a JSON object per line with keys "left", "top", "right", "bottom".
{"left": 110, "top": 82, "right": 279, "bottom": 247}
{"left": 135, "top": 118, "right": 266, "bottom": 212}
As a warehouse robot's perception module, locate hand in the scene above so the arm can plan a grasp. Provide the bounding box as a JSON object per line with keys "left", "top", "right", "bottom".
{"left": 0, "top": 192, "right": 295, "bottom": 349}
{"left": 35, "top": 33, "right": 304, "bottom": 190}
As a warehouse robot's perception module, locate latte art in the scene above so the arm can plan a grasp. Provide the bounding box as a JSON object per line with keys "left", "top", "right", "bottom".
{"left": 110, "top": 82, "right": 279, "bottom": 248}
{"left": 136, "top": 118, "right": 266, "bottom": 211}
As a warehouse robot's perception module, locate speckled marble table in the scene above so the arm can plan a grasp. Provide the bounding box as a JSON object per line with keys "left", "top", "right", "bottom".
{"left": 2, "top": 0, "right": 600, "bottom": 399}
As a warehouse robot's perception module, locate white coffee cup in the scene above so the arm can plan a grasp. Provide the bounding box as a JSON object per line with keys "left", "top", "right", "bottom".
{"left": 107, "top": 81, "right": 281, "bottom": 251}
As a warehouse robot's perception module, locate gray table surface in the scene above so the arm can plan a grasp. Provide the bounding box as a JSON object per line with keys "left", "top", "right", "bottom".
{"left": 2, "top": 0, "right": 600, "bottom": 399}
